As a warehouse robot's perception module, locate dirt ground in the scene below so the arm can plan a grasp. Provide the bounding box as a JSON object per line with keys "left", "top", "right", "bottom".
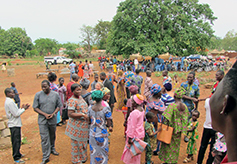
{"left": 0, "top": 59, "right": 234, "bottom": 164}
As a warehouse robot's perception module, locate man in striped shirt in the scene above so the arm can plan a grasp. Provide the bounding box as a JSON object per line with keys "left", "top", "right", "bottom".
{"left": 161, "top": 82, "right": 175, "bottom": 107}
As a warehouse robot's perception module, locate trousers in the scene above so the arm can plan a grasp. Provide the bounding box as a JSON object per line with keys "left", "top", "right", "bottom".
{"left": 197, "top": 128, "right": 216, "bottom": 164}
{"left": 10, "top": 127, "right": 22, "bottom": 161}
{"left": 39, "top": 123, "right": 57, "bottom": 160}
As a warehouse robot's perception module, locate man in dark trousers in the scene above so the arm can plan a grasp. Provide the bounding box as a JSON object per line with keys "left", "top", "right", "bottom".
{"left": 33, "top": 80, "right": 62, "bottom": 164}
{"left": 100, "top": 72, "right": 116, "bottom": 112}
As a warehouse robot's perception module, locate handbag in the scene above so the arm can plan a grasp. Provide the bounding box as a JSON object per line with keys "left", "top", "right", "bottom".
{"left": 62, "top": 108, "right": 69, "bottom": 120}
{"left": 126, "top": 138, "right": 148, "bottom": 157}
{"left": 157, "top": 122, "right": 174, "bottom": 144}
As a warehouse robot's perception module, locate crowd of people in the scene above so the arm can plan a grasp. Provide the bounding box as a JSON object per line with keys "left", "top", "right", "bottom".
{"left": 98, "top": 55, "right": 231, "bottom": 73}
{"left": 3, "top": 58, "right": 237, "bottom": 164}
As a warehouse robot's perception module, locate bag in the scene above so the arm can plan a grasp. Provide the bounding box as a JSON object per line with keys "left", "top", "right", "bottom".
{"left": 126, "top": 138, "right": 148, "bottom": 157}
{"left": 157, "top": 122, "right": 174, "bottom": 144}
{"left": 62, "top": 108, "right": 69, "bottom": 120}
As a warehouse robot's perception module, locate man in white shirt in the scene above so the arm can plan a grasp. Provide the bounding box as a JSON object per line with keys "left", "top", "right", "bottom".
{"left": 4, "top": 88, "right": 30, "bottom": 164}
{"left": 197, "top": 98, "right": 215, "bottom": 164}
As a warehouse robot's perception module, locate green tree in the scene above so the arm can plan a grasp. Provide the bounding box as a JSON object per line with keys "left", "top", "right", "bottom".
{"left": 209, "top": 36, "right": 222, "bottom": 50}
{"left": 62, "top": 42, "right": 81, "bottom": 58}
{"left": 80, "top": 25, "right": 96, "bottom": 53}
{"left": 94, "top": 20, "right": 111, "bottom": 49}
{"left": 107, "top": 0, "right": 217, "bottom": 56}
{"left": 34, "top": 38, "right": 58, "bottom": 55}
{"left": 221, "top": 30, "right": 237, "bottom": 51}
{"left": 0, "top": 27, "right": 33, "bottom": 57}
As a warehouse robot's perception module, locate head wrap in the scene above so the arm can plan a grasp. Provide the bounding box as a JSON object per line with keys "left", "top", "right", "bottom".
{"left": 100, "top": 87, "right": 110, "bottom": 96}
{"left": 164, "top": 83, "right": 172, "bottom": 91}
{"left": 80, "top": 78, "right": 90, "bottom": 89}
{"left": 118, "top": 70, "right": 123, "bottom": 77}
{"left": 129, "top": 85, "right": 139, "bottom": 95}
{"left": 133, "top": 94, "right": 145, "bottom": 105}
{"left": 174, "top": 87, "right": 186, "bottom": 99}
{"left": 150, "top": 84, "right": 162, "bottom": 95}
{"left": 147, "top": 100, "right": 165, "bottom": 112}
{"left": 91, "top": 90, "right": 104, "bottom": 102}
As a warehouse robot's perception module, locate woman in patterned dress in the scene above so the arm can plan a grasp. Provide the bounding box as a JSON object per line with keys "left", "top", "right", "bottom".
{"left": 83, "top": 60, "right": 89, "bottom": 78}
{"left": 65, "top": 83, "right": 89, "bottom": 164}
{"left": 88, "top": 90, "right": 113, "bottom": 164}
{"left": 159, "top": 88, "right": 189, "bottom": 164}
{"left": 116, "top": 70, "right": 126, "bottom": 111}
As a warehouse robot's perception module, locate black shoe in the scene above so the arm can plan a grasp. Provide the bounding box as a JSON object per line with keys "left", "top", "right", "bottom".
{"left": 51, "top": 150, "right": 59, "bottom": 155}
{"left": 153, "top": 151, "right": 158, "bottom": 156}
{"left": 56, "top": 123, "right": 61, "bottom": 126}
{"left": 40, "top": 159, "right": 49, "bottom": 164}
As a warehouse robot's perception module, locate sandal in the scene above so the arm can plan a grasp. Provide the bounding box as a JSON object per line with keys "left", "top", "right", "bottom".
{"left": 183, "top": 157, "right": 191, "bottom": 163}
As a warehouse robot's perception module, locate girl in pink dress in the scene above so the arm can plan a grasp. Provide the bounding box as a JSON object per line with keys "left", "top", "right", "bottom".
{"left": 121, "top": 94, "right": 145, "bottom": 164}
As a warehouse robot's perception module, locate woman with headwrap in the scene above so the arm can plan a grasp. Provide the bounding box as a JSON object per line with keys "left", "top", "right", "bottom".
{"left": 159, "top": 87, "right": 189, "bottom": 164}
{"left": 65, "top": 83, "right": 89, "bottom": 164}
{"left": 80, "top": 78, "right": 93, "bottom": 106}
{"left": 87, "top": 90, "right": 113, "bottom": 164}
{"left": 121, "top": 94, "right": 145, "bottom": 164}
{"left": 101, "top": 87, "right": 111, "bottom": 108}
{"left": 116, "top": 70, "right": 126, "bottom": 111}
{"left": 146, "top": 84, "right": 166, "bottom": 155}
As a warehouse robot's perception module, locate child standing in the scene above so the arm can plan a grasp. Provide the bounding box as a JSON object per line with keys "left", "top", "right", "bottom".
{"left": 122, "top": 99, "right": 128, "bottom": 135}
{"left": 162, "top": 70, "right": 172, "bottom": 85}
{"left": 183, "top": 110, "right": 200, "bottom": 163}
{"left": 173, "top": 74, "right": 178, "bottom": 90}
{"left": 144, "top": 112, "right": 159, "bottom": 164}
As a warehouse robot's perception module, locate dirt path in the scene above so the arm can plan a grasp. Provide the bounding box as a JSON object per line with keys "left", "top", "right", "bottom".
{"left": 0, "top": 60, "right": 226, "bottom": 164}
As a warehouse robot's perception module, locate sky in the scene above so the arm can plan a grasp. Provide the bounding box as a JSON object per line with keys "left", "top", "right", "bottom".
{"left": 0, "top": 0, "right": 236, "bottom": 43}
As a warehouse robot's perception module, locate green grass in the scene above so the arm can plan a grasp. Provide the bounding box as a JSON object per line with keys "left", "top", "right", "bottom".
{"left": 22, "top": 137, "right": 28, "bottom": 144}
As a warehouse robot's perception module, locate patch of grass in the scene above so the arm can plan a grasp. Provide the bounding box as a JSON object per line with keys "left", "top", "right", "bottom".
{"left": 22, "top": 137, "right": 28, "bottom": 144}
{"left": 154, "top": 72, "right": 162, "bottom": 77}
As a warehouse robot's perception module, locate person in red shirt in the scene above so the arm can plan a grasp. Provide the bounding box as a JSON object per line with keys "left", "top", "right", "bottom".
{"left": 66, "top": 74, "right": 79, "bottom": 101}
{"left": 210, "top": 61, "right": 237, "bottom": 163}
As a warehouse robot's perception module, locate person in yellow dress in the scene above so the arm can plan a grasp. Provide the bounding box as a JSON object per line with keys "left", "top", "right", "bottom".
{"left": 113, "top": 63, "right": 117, "bottom": 74}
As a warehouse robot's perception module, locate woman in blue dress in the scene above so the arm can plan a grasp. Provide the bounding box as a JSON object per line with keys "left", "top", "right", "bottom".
{"left": 88, "top": 90, "right": 113, "bottom": 164}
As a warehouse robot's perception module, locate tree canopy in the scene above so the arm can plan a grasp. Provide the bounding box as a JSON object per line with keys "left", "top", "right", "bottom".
{"left": 0, "top": 27, "right": 33, "bottom": 57}
{"left": 34, "top": 38, "right": 58, "bottom": 55}
{"left": 106, "top": 0, "right": 217, "bottom": 57}
{"left": 94, "top": 20, "right": 111, "bottom": 49}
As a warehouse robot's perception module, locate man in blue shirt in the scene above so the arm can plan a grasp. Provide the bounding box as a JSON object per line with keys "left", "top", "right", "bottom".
{"left": 11, "top": 82, "right": 22, "bottom": 108}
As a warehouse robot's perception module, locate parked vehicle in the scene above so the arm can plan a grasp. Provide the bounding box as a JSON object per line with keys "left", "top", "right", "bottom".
{"left": 44, "top": 56, "right": 72, "bottom": 65}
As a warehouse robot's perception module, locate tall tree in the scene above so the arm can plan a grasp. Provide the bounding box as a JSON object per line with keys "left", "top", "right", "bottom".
{"left": 34, "top": 38, "right": 58, "bottom": 55}
{"left": 107, "top": 0, "right": 217, "bottom": 56}
{"left": 94, "top": 20, "right": 111, "bottom": 49}
{"left": 221, "top": 30, "right": 237, "bottom": 51}
{"left": 80, "top": 25, "right": 96, "bottom": 53}
{"left": 0, "top": 27, "right": 33, "bottom": 57}
{"left": 62, "top": 42, "right": 81, "bottom": 58}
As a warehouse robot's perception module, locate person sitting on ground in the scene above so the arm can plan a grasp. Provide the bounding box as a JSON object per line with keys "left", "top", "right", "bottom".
{"left": 209, "top": 61, "right": 237, "bottom": 163}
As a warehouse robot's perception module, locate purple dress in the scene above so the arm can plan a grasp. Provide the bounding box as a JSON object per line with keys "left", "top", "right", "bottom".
{"left": 58, "top": 85, "right": 66, "bottom": 116}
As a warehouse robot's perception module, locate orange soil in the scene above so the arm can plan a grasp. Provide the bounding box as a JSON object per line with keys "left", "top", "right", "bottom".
{"left": 0, "top": 59, "right": 234, "bottom": 164}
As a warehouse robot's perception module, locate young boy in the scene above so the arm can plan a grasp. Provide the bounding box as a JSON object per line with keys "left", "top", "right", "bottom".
{"left": 162, "top": 70, "right": 172, "bottom": 85}
{"left": 4, "top": 88, "right": 30, "bottom": 164}
{"left": 144, "top": 112, "right": 159, "bottom": 164}
{"left": 10, "top": 82, "right": 22, "bottom": 108}
{"left": 184, "top": 110, "right": 200, "bottom": 163}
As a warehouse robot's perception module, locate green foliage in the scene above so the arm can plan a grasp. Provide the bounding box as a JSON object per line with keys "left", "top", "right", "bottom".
{"left": 34, "top": 38, "right": 58, "bottom": 56}
{"left": 0, "top": 27, "right": 33, "bottom": 57}
{"left": 80, "top": 25, "right": 96, "bottom": 53}
{"left": 94, "top": 20, "right": 111, "bottom": 49}
{"left": 62, "top": 42, "right": 81, "bottom": 59}
{"left": 221, "top": 30, "right": 237, "bottom": 51}
{"left": 107, "top": 0, "right": 217, "bottom": 56}
{"left": 22, "top": 137, "right": 28, "bottom": 144}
